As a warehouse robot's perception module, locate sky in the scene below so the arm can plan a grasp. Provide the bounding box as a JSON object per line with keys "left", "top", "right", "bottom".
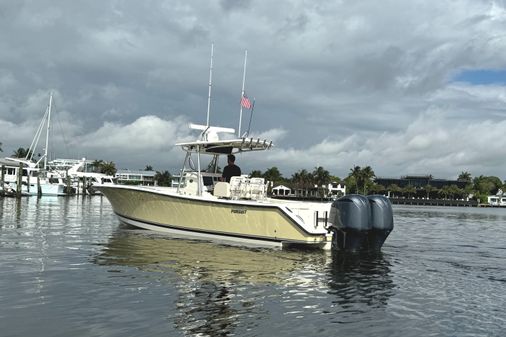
{"left": 1, "top": 0, "right": 506, "bottom": 180}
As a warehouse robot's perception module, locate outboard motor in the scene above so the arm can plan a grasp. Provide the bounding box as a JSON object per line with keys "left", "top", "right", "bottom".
{"left": 329, "top": 194, "right": 394, "bottom": 253}
{"left": 329, "top": 194, "right": 371, "bottom": 253}
{"left": 367, "top": 195, "right": 394, "bottom": 252}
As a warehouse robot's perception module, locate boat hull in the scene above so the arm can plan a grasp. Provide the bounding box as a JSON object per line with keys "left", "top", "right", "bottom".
{"left": 30, "top": 182, "right": 67, "bottom": 196}
{"left": 95, "top": 185, "right": 331, "bottom": 248}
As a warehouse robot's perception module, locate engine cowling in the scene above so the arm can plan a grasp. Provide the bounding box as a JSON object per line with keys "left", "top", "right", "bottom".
{"left": 329, "top": 194, "right": 393, "bottom": 253}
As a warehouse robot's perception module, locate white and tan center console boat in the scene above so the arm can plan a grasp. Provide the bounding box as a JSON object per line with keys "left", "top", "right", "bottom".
{"left": 95, "top": 124, "right": 393, "bottom": 252}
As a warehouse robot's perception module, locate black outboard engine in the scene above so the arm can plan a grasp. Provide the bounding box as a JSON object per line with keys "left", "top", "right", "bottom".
{"left": 367, "top": 195, "right": 394, "bottom": 252}
{"left": 329, "top": 195, "right": 371, "bottom": 252}
{"left": 329, "top": 194, "right": 394, "bottom": 253}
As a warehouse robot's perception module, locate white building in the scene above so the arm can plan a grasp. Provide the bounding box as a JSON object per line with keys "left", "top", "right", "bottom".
{"left": 272, "top": 181, "right": 346, "bottom": 198}
{"left": 272, "top": 185, "right": 292, "bottom": 196}
{"left": 328, "top": 182, "right": 346, "bottom": 196}
{"left": 487, "top": 194, "right": 506, "bottom": 206}
{"left": 116, "top": 170, "right": 156, "bottom": 186}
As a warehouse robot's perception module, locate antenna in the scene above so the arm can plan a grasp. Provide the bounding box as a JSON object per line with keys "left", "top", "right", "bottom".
{"left": 43, "top": 92, "right": 53, "bottom": 170}
{"left": 238, "top": 50, "right": 247, "bottom": 137}
{"left": 206, "top": 44, "right": 214, "bottom": 127}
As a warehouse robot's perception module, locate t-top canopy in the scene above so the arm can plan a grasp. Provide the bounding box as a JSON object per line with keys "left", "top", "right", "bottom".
{"left": 176, "top": 138, "right": 273, "bottom": 155}
{"left": 175, "top": 123, "right": 273, "bottom": 155}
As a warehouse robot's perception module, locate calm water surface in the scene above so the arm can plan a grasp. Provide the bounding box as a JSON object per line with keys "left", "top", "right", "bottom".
{"left": 0, "top": 196, "right": 505, "bottom": 337}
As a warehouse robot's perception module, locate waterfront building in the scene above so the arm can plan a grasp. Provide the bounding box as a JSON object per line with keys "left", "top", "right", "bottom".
{"left": 273, "top": 181, "right": 346, "bottom": 199}
{"left": 272, "top": 185, "right": 292, "bottom": 196}
{"left": 328, "top": 182, "right": 346, "bottom": 196}
{"left": 487, "top": 189, "right": 506, "bottom": 206}
{"left": 116, "top": 169, "right": 156, "bottom": 186}
{"left": 170, "top": 174, "right": 181, "bottom": 188}
{"left": 375, "top": 175, "right": 467, "bottom": 189}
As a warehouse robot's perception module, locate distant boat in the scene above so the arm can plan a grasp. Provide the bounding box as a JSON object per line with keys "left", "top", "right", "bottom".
{"left": 47, "top": 158, "right": 116, "bottom": 194}
{"left": 0, "top": 93, "right": 73, "bottom": 196}
{"left": 0, "top": 157, "right": 67, "bottom": 196}
{"left": 65, "top": 159, "right": 116, "bottom": 194}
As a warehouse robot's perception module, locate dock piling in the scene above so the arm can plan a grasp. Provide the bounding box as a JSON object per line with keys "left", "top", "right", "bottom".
{"left": 0, "top": 165, "right": 4, "bottom": 197}
{"left": 16, "top": 162, "right": 22, "bottom": 198}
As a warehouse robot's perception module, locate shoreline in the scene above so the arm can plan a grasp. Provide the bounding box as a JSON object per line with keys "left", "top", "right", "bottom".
{"left": 271, "top": 195, "right": 490, "bottom": 208}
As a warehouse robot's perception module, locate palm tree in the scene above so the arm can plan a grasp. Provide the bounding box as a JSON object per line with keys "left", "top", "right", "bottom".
{"left": 313, "top": 166, "right": 331, "bottom": 185}
{"left": 91, "top": 159, "right": 104, "bottom": 173}
{"left": 387, "top": 184, "right": 401, "bottom": 198}
{"left": 300, "top": 169, "right": 314, "bottom": 189}
{"left": 154, "top": 170, "right": 172, "bottom": 186}
{"left": 0, "top": 141, "right": 3, "bottom": 152}
{"left": 458, "top": 171, "right": 472, "bottom": 182}
{"left": 291, "top": 171, "right": 302, "bottom": 188}
{"left": 349, "top": 165, "right": 362, "bottom": 194}
{"left": 145, "top": 165, "right": 153, "bottom": 171}
{"left": 361, "top": 166, "right": 375, "bottom": 194}
{"left": 424, "top": 184, "right": 436, "bottom": 199}
{"left": 263, "top": 167, "right": 283, "bottom": 185}
{"left": 250, "top": 170, "right": 263, "bottom": 178}
{"left": 347, "top": 165, "right": 375, "bottom": 194}
{"left": 369, "top": 183, "right": 384, "bottom": 195}
{"left": 100, "top": 161, "right": 117, "bottom": 176}
{"left": 439, "top": 185, "right": 451, "bottom": 199}
{"left": 263, "top": 167, "right": 284, "bottom": 194}
{"left": 447, "top": 184, "right": 463, "bottom": 200}
{"left": 344, "top": 175, "right": 357, "bottom": 194}
{"left": 403, "top": 185, "right": 416, "bottom": 198}
{"left": 291, "top": 169, "right": 313, "bottom": 196}
{"left": 312, "top": 166, "right": 331, "bottom": 197}
{"left": 12, "top": 147, "right": 31, "bottom": 159}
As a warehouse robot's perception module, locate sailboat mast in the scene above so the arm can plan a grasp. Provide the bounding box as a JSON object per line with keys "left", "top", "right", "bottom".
{"left": 238, "top": 50, "right": 247, "bottom": 137}
{"left": 206, "top": 44, "right": 214, "bottom": 127}
{"left": 43, "top": 92, "right": 53, "bottom": 170}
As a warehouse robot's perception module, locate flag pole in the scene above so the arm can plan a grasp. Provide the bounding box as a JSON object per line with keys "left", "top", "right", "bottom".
{"left": 206, "top": 43, "right": 214, "bottom": 127}
{"left": 238, "top": 50, "right": 247, "bottom": 137}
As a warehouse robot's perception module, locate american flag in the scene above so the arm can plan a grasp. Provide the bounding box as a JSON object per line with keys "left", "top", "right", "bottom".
{"left": 241, "top": 94, "right": 252, "bottom": 109}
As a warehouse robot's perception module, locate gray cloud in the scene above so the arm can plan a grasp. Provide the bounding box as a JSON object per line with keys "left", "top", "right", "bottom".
{"left": 1, "top": 0, "right": 506, "bottom": 179}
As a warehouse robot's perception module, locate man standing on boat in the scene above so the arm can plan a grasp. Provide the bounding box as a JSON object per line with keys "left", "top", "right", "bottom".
{"left": 222, "top": 154, "right": 241, "bottom": 182}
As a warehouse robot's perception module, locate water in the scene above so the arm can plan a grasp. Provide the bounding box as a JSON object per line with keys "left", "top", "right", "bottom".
{"left": 0, "top": 197, "right": 505, "bottom": 337}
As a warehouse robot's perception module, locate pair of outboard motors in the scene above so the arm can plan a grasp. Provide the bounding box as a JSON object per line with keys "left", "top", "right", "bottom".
{"left": 329, "top": 195, "right": 394, "bottom": 253}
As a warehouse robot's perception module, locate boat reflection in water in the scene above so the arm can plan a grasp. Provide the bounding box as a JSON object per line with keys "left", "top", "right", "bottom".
{"left": 94, "top": 228, "right": 394, "bottom": 336}
{"left": 93, "top": 229, "right": 310, "bottom": 284}
{"left": 328, "top": 252, "right": 395, "bottom": 310}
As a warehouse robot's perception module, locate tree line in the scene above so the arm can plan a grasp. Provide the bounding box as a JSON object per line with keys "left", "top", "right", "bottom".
{"left": 247, "top": 166, "right": 505, "bottom": 203}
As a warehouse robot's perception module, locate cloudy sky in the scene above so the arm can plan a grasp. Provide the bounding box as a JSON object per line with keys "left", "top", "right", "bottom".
{"left": 1, "top": 0, "right": 506, "bottom": 180}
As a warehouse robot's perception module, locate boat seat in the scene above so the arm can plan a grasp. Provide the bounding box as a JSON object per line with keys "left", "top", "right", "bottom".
{"left": 214, "top": 182, "right": 231, "bottom": 198}
{"left": 229, "top": 176, "right": 245, "bottom": 198}
{"left": 249, "top": 177, "right": 266, "bottom": 200}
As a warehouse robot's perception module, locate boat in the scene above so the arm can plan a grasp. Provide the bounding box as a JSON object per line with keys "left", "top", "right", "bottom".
{"left": 0, "top": 93, "right": 68, "bottom": 196}
{"left": 0, "top": 157, "right": 67, "bottom": 196}
{"left": 94, "top": 48, "right": 394, "bottom": 252}
{"left": 48, "top": 158, "right": 116, "bottom": 194}
{"left": 95, "top": 124, "right": 393, "bottom": 252}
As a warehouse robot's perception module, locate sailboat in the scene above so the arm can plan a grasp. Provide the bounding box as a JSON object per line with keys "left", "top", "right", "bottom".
{"left": 1, "top": 93, "right": 68, "bottom": 196}
{"left": 94, "top": 47, "right": 394, "bottom": 252}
